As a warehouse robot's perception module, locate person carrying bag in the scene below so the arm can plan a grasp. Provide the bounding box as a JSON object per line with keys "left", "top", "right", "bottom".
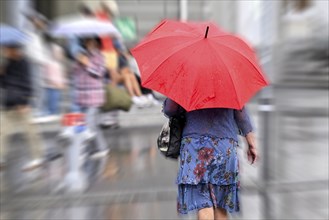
{"left": 157, "top": 99, "right": 186, "bottom": 159}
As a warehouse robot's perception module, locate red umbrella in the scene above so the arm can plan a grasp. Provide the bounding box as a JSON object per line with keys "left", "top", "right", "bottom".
{"left": 132, "top": 19, "right": 269, "bottom": 111}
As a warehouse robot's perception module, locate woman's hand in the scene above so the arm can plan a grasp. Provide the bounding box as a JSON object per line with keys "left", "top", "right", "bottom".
{"left": 77, "top": 54, "right": 89, "bottom": 66}
{"left": 16, "top": 105, "right": 30, "bottom": 114}
{"left": 245, "top": 132, "right": 258, "bottom": 165}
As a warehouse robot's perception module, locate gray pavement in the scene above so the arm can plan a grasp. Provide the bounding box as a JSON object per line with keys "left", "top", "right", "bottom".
{"left": 0, "top": 92, "right": 328, "bottom": 219}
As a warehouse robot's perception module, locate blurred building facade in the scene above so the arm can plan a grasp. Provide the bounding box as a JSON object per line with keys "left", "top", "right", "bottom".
{"left": 1, "top": 0, "right": 328, "bottom": 45}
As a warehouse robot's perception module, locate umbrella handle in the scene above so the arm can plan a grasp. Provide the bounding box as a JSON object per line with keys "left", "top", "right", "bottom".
{"left": 204, "top": 26, "right": 209, "bottom": 38}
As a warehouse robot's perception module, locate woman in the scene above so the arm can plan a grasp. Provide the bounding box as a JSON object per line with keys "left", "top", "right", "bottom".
{"left": 44, "top": 34, "right": 66, "bottom": 116}
{"left": 110, "top": 39, "right": 150, "bottom": 107}
{"left": 163, "top": 99, "right": 257, "bottom": 220}
{"left": 0, "top": 44, "right": 45, "bottom": 171}
{"left": 73, "top": 37, "right": 109, "bottom": 158}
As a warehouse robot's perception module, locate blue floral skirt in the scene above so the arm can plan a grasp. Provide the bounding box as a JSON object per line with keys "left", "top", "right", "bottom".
{"left": 177, "top": 136, "right": 240, "bottom": 214}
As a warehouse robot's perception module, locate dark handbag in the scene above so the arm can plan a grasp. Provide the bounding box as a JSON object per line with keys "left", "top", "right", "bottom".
{"left": 157, "top": 115, "right": 186, "bottom": 159}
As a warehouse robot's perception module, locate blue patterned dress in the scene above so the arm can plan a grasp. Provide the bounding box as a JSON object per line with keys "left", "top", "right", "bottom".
{"left": 163, "top": 99, "right": 253, "bottom": 214}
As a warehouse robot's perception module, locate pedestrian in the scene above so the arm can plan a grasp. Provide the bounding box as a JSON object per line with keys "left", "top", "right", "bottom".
{"left": 129, "top": 52, "right": 160, "bottom": 106}
{"left": 99, "top": 0, "right": 119, "bottom": 22}
{"left": 43, "top": 34, "right": 66, "bottom": 117}
{"left": 24, "top": 12, "right": 49, "bottom": 118}
{"left": 163, "top": 99, "right": 258, "bottom": 220}
{"left": 67, "top": 3, "right": 94, "bottom": 113}
{"left": 112, "top": 39, "right": 150, "bottom": 107}
{"left": 94, "top": 0, "right": 122, "bottom": 128}
{"left": 132, "top": 19, "right": 267, "bottom": 220}
{"left": 72, "top": 36, "right": 109, "bottom": 158}
{"left": 68, "top": 3, "right": 94, "bottom": 59}
{"left": 0, "top": 44, "right": 45, "bottom": 171}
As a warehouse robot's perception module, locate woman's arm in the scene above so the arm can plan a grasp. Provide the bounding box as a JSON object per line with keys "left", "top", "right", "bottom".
{"left": 88, "top": 53, "right": 106, "bottom": 78}
{"left": 163, "top": 98, "right": 185, "bottom": 117}
{"left": 234, "top": 107, "right": 253, "bottom": 137}
{"left": 234, "top": 107, "right": 258, "bottom": 164}
{"left": 78, "top": 53, "right": 106, "bottom": 78}
{"left": 245, "top": 132, "right": 257, "bottom": 164}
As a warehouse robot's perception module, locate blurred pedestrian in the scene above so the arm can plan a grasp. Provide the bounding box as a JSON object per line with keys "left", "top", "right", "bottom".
{"left": 128, "top": 52, "right": 160, "bottom": 106}
{"left": 43, "top": 34, "right": 66, "bottom": 116}
{"left": 99, "top": 0, "right": 119, "bottom": 22}
{"left": 95, "top": 0, "right": 119, "bottom": 53}
{"left": 67, "top": 4, "right": 95, "bottom": 113}
{"left": 24, "top": 12, "right": 49, "bottom": 118}
{"left": 0, "top": 44, "right": 45, "bottom": 171}
{"left": 95, "top": 0, "right": 117, "bottom": 81}
{"left": 95, "top": 0, "right": 122, "bottom": 128}
{"left": 72, "top": 36, "right": 109, "bottom": 158}
{"left": 68, "top": 3, "right": 94, "bottom": 59}
{"left": 112, "top": 39, "right": 150, "bottom": 107}
{"left": 163, "top": 99, "right": 258, "bottom": 220}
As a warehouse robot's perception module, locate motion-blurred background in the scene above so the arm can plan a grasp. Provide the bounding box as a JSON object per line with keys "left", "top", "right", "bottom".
{"left": 0, "top": 0, "right": 328, "bottom": 219}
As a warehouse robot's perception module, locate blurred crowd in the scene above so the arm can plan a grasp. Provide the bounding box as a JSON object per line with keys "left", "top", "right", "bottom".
{"left": 0, "top": 1, "right": 160, "bottom": 172}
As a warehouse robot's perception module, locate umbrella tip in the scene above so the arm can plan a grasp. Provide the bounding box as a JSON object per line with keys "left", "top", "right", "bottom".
{"left": 204, "top": 26, "right": 209, "bottom": 38}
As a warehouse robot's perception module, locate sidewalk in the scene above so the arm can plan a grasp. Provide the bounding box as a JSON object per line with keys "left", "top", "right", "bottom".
{"left": 32, "top": 105, "right": 166, "bottom": 134}
{"left": 1, "top": 96, "right": 328, "bottom": 219}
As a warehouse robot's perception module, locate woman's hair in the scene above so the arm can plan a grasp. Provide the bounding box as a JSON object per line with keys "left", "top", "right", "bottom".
{"left": 79, "top": 36, "right": 103, "bottom": 50}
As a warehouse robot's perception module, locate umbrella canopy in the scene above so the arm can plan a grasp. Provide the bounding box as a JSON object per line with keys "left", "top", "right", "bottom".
{"left": 50, "top": 17, "right": 121, "bottom": 38}
{"left": 132, "top": 20, "right": 269, "bottom": 111}
{"left": 0, "top": 24, "right": 29, "bottom": 46}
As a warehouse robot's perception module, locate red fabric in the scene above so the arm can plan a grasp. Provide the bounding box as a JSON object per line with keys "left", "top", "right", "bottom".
{"left": 132, "top": 20, "right": 269, "bottom": 111}
{"left": 96, "top": 11, "right": 114, "bottom": 51}
{"left": 62, "top": 113, "right": 85, "bottom": 126}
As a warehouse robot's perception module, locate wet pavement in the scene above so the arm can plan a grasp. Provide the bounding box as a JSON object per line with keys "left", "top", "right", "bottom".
{"left": 0, "top": 96, "right": 328, "bottom": 219}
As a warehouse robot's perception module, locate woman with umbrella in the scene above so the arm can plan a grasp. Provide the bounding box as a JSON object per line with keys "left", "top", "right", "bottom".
{"left": 163, "top": 98, "right": 257, "bottom": 219}
{"left": 132, "top": 20, "right": 268, "bottom": 219}
{"left": 72, "top": 36, "right": 109, "bottom": 158}
{"left": 49, "top": 12, "right": 122, "bottom": 158}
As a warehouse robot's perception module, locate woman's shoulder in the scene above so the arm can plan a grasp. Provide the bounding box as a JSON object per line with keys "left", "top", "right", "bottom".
{"left": 188, "top": 108, "right": 233, "bottom": 114}
{"left": 187, "top": 108, "right": 235, "bottom": 121}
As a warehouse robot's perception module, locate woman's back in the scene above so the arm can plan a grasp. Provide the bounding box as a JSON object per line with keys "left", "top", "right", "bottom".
{"left": 183, "top": 108, "right": 238, "bottom": 140}
{"left": 164, "top": 99, "right": 253, "bottom": 141}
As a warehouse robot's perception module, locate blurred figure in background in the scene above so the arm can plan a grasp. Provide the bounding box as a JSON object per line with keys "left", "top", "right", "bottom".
{"left": 0, "top": 44, "right": 45, "bottom": 171}
{"left": 95, "top": 1, "right": 151, "bottom": 108}
{"left": 43, "top": 34, "right": 66, "bottom": 117}
{"left": 68, "top": 4, "right": 94, "bottom": 59}
{"left": 68, "top": 4, "right": 94, "bottom": 113}
{"left": 112, "top": 38, "right": 150, "bottom": 108}
{"left": 95, "top": 0, "right": 119, "bottom": 83}
{"left": 95, "top": 0, "right": 121, "bottom": 129}
{"left": 283, "top": 0, "right": 314, "bottom": 39}
{"left": 99, "top": 0, "right": 119, "bottom": 22}
{"left": 72, "top": 37, "right": 109, "bottom": 158}
{"left": 96, "top": 0, "right": 118, "bottom": 47}
{"left": 129, "top": 51, "right": 160, "bottom": 106}
{"left": 24, "top": 12, "right": 49, "bottom": 118}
